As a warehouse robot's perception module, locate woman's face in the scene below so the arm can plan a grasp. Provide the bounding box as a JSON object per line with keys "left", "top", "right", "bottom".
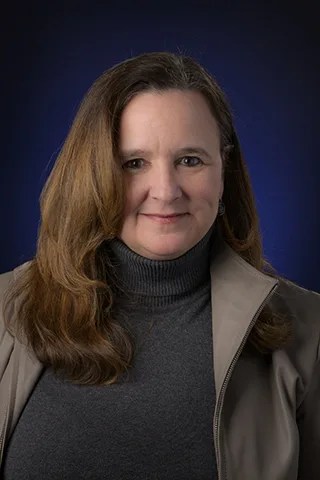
{"left": 118, "top": 89, "right": 224, "bottom": 260}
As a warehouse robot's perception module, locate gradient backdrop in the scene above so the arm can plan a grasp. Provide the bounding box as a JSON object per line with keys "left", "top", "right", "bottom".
{"left": 1, "top": 0, "right": 319, "bottom": 291}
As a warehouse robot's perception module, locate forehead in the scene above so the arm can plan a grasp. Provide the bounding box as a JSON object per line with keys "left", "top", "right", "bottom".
{"left": 119, "top": 89, "right": 220, "bottom": 150}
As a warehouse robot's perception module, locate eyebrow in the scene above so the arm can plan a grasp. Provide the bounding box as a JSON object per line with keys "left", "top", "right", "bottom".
{"left": 119, "top": 146, "right": 212, "bottom": 160}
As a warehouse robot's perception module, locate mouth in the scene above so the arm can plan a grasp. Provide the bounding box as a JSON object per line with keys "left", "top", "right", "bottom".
{"left": 140, "top": 213, "right": 188, "bottom": 224}
{"left": 143, "top": 213, "right": 187, "bottom": 217}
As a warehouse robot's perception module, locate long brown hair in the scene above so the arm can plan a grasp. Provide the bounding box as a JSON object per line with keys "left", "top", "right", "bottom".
{"left": 4, "top": 51, "right": 291, "bottom": 384}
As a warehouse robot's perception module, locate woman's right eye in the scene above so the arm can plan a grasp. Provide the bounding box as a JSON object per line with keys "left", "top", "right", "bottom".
{"left": 122, "top": 159, "right": 144, "bottom": 170}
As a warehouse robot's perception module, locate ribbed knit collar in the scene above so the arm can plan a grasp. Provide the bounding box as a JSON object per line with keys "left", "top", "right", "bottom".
{"left": 108, "top": 225, "right": 215, "bottom": 308}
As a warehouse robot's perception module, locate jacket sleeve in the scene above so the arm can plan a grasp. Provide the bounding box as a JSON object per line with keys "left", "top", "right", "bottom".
{"left": 297, "top": 338, "right": 320, "bottom": 479}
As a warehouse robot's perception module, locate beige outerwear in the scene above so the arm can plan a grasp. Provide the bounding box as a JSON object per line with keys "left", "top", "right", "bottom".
{"left": 0, "top": 239, "right": 320, "bottom": 479}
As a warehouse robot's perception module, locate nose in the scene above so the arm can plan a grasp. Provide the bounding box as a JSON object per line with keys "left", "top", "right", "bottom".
{"left": 149, "top": 163, "right": 182, "bottom": 202}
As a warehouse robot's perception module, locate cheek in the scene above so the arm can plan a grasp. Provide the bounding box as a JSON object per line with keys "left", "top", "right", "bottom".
{"left": 123, "top": 178, "right": 144, "bottom": 216}
{"left": 189, "top": 177, "right": 220, "bottom": 208}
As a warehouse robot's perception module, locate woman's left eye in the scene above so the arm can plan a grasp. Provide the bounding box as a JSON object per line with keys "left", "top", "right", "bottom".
{"left": 179, "top": 156, "right": 203, "bottom": 167}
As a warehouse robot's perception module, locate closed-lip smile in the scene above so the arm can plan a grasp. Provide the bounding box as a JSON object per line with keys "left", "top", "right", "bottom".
{"left": 141, "top": 213, "right": 187, "bottom": 217}
{"left": 140, "top": 213, "right": 188, "bottom": 224}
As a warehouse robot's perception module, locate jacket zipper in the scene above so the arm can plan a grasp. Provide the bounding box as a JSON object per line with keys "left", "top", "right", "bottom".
{"left": 214, "top": 283, "right": 279, "bottom": 480}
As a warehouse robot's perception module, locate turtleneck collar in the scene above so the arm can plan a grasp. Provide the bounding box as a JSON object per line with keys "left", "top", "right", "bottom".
{"left": 107, "top": 225, "right": 216, "bottom": 308}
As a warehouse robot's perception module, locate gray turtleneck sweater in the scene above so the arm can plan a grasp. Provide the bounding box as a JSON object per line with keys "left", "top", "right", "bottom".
{"left": 4, "top": 228, "right": 217, "bottom": 480}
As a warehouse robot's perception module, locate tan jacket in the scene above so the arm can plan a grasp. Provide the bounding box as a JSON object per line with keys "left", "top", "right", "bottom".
{"left": 0, "top": 240, "right": 319, "bottom": 479}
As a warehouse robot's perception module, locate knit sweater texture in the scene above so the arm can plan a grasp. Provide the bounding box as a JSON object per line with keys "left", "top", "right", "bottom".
{"left": 4, "top": 228, "right": 217, "bottom": 479}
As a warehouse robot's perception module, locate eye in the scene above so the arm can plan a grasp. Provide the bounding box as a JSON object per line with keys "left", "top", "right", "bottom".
{"left": 179, "top": 156, "right": 203, "bottom": 167}
{"left": 122, "top": 158, "right": 144, "bottom": 170}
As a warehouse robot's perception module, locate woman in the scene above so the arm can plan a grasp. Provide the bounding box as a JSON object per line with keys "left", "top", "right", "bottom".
{"left": 0, "top": 52, "right": 319, "bottom": 479}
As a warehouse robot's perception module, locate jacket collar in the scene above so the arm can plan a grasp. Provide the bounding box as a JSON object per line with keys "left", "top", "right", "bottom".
{"left": 210, "top": 236, "right": 279, "bottom": 397}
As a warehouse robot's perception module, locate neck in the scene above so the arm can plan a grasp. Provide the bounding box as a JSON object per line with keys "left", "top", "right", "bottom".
{"left": 107, "top": 226, "right": 216, "bottom": 308}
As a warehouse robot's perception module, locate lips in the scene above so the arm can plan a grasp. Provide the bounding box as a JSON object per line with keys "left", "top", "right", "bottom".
{"left": 140, "top": 213, "right": 188, "bottom": 224}
{"left": 142, "top": 213, "right": 187, "bottom": 217}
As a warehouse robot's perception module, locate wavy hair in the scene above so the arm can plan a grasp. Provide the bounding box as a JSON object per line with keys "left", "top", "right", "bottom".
{"left": 4, "top": 51, "right": 291, "bottom": 384}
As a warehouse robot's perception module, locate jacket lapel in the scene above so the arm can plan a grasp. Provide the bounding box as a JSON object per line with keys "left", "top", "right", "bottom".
{"left": 209, "top": 237, "right": 279, "bottom": 398}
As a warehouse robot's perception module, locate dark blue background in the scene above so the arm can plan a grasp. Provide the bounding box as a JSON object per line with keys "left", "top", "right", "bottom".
{"left": 1, "top": 1, "right": 319, "bottom": 291}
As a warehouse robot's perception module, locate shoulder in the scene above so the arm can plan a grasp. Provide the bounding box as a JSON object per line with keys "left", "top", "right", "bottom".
{"left": 0, "top": 267, "right": 16, "bottom": 378}
{"left": 0, "top": 262, "right": 33, "bottom": 380}
{"left": 0, "top": 269, "right": 15, "bottom": 340}
{"left": 0, "top": 269, "right": 14, "bottom": 296}
{"left": 0, "top": 262, "right": 30, "bottom": 343}
{"left": 276, "top": 276, "right": 320, "bottom": 305}
{"left": 273, "top": 278, "right": 320, "bottom": 338}
{"left": 270, "top": 278, "right": 320, "bottom": 400}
